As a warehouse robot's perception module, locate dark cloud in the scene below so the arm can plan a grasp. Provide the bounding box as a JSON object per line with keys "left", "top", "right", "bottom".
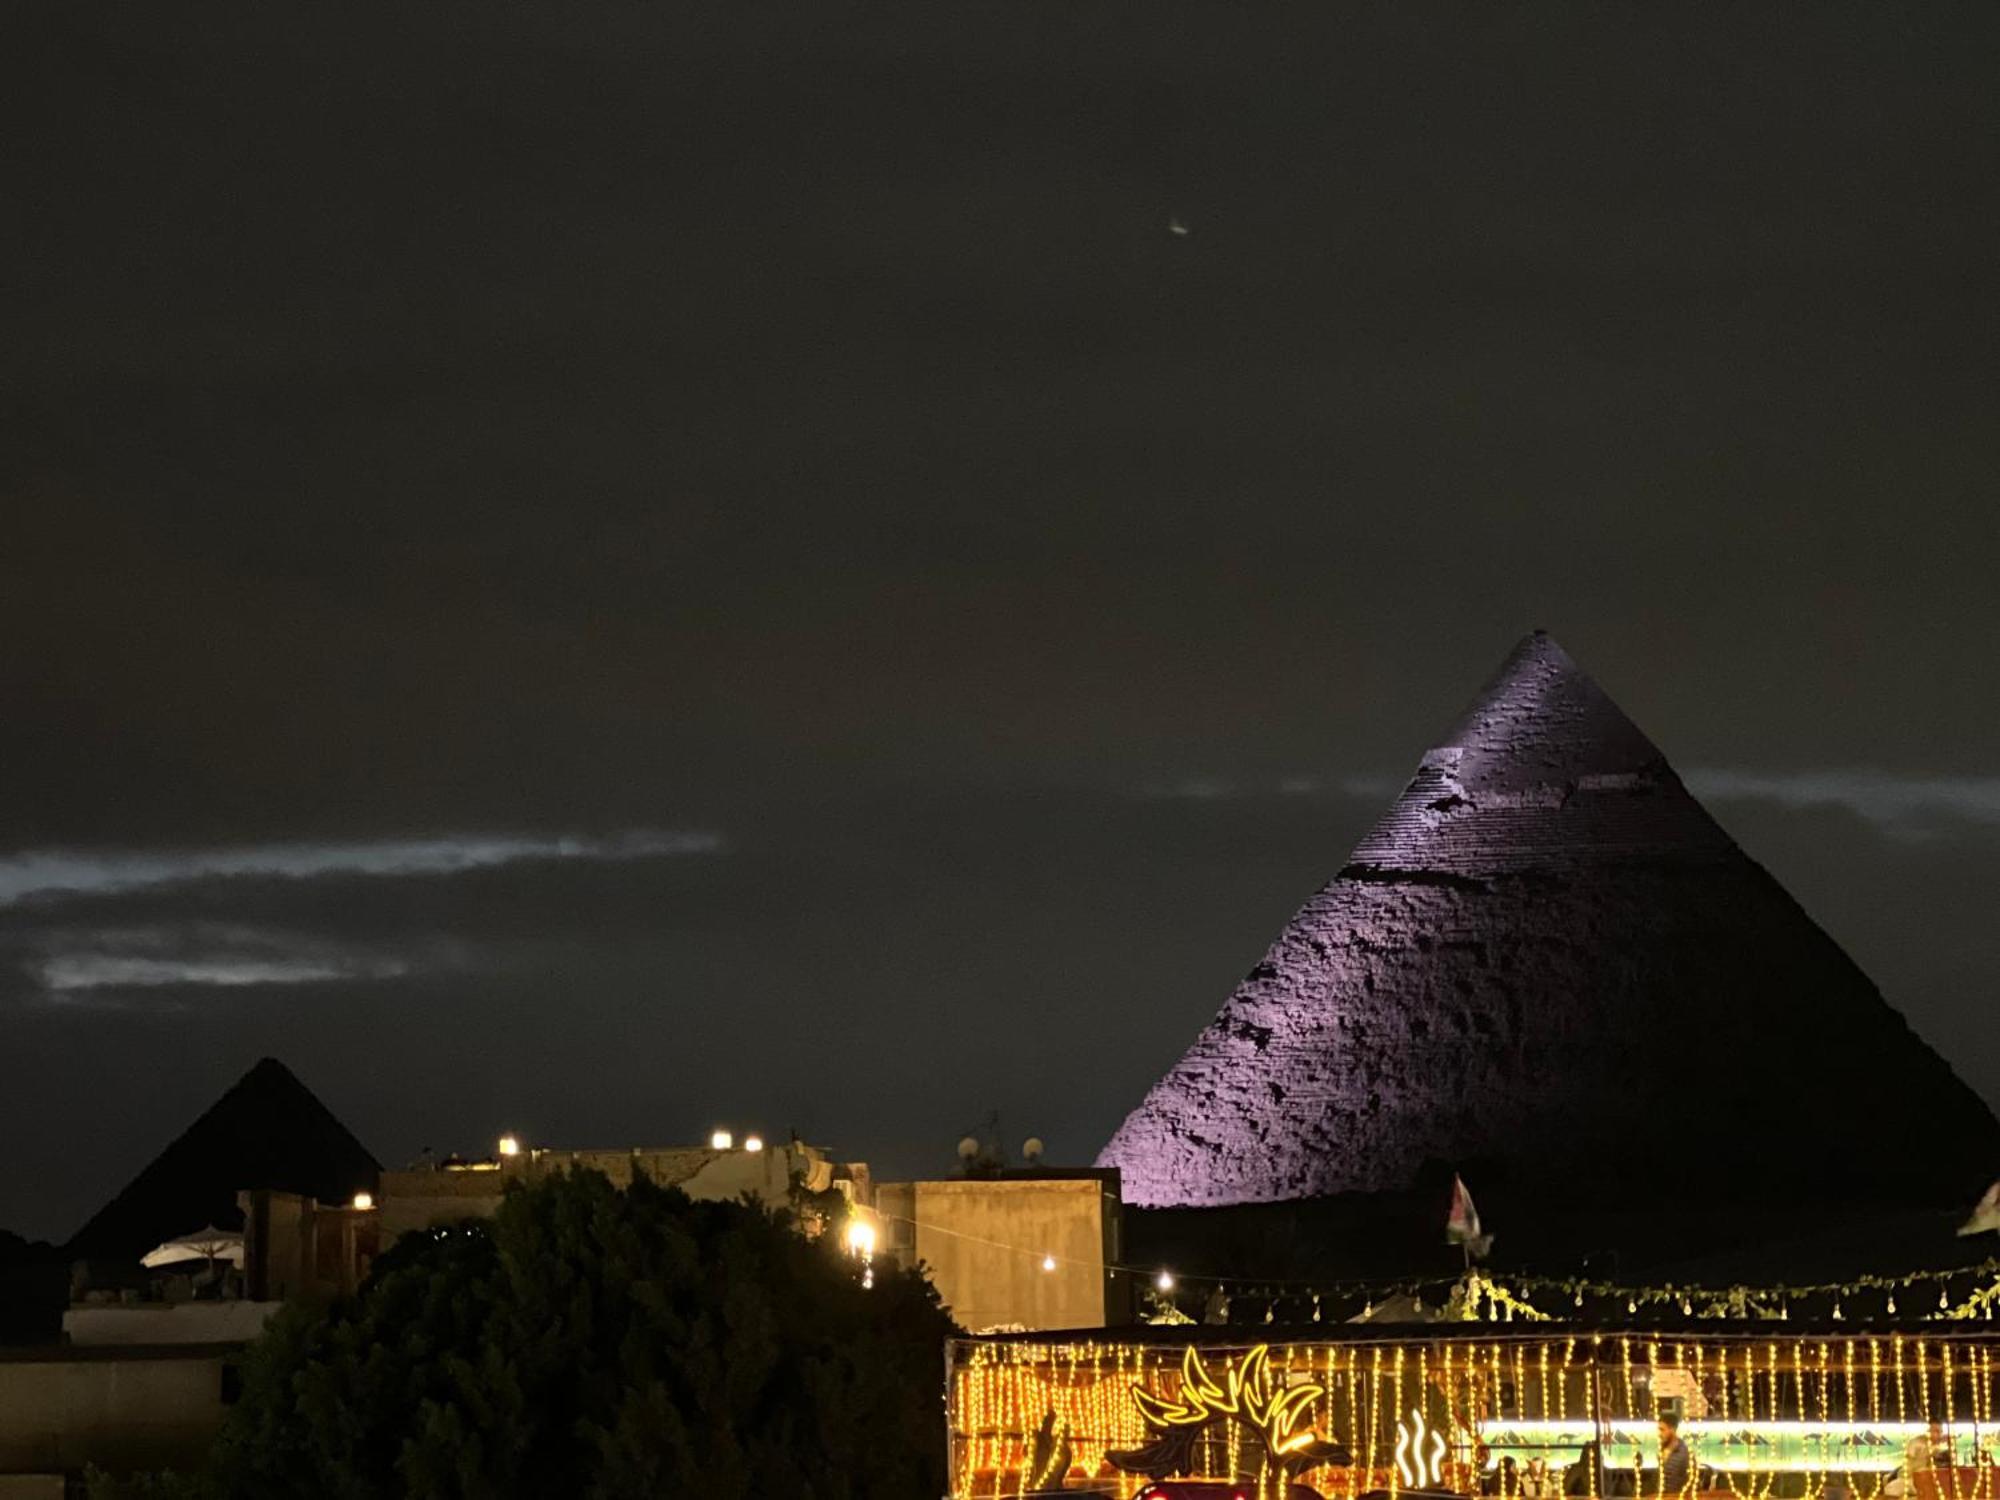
{"left": 3, "top": 2, "right": 1998, "bottom": 1236}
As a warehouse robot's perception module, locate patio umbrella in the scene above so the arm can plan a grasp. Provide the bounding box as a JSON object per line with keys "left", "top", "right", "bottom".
{"left": 139, "top": 1225, "right": 245, "bottom": 1269}
{"left": 1348, "top": 1292, "right": 1447, "bottom": 1324}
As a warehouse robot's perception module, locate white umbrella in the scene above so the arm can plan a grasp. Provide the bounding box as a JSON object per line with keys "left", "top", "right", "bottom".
{"left": 140, "top": 1225, "right": 245, "bottom": 1269}
{"left": 1349, "top": 1292, "right": 1447, "bottom": 1324}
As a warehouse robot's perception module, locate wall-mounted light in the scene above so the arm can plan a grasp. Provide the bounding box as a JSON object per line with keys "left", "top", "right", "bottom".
{"left": 1156, "top": 1270, "right": 1175, "bottom": 1292}
{"left": 1042, "top": 1254, "right": 1058, "bottom": 1273}
{"left": 352, "top": 1192, "right": 374, "bottom": 1211}
{"left": 710, "top": 1129, "right": 734, "bottom": 1151}
{"left": 743, "top": 1134, "right": 764, "bottom": 1152}
{"left": 497, "top": 1135, "right": 521, "bottom": 1158}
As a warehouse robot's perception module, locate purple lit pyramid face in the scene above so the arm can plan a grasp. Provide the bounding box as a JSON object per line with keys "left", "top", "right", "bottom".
{"left": 1097, "top": 633, "right": 2000, "bottom": 1209}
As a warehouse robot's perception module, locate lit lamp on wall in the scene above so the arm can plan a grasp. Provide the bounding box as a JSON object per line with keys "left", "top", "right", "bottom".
{"left": 710, "top": 1129, "right": 734, "bottom": 1151}
{"left": 351, "top": 1192, "right": 374, "bottom": 1211}
{"left": 497, "top": 1135, "right": 521, "bottom": 1158}
{"left": 743, "top": 1134, "right": 764, "bottom": 1153}
{"left": 845, "top": 1217, "right": 877, "bottom": 1290}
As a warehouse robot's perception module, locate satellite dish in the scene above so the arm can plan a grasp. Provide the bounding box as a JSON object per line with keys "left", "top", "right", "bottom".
{"left": 1021, "top": 1137, "right": 1045, "bottom": 1163}
{"left": 957, "top": 1136, "right": 980, "bottom": 1161}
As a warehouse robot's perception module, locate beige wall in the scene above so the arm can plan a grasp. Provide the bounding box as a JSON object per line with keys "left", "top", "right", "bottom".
{"left": 377, "top": 1142, "right": 852, "bottom": 1247}
{"left": 63, "top": 1303, "right": 279, "bottom": 1347}
{"left": 889, "top": 1178, "right": 1123, "bottom": 1334}
{"left": 0, "top": 1349, "right": 229, "bottom": 1475}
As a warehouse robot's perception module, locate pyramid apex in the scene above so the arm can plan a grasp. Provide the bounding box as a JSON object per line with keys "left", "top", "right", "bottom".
{"left": 1344, "top": 635, "right": 1719, "bottom": 875}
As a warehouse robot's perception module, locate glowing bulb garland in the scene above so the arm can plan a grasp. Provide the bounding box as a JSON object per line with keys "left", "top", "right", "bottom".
{"left": 874, "top": 1199, "right": 2000, "bottom": 1328}
{"left": 946, "top": 1331, "right": 2000, "bottom": 1500}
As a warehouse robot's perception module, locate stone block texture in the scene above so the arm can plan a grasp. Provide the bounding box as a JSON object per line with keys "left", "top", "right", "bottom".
{"left": 1097, "top": 633, "right": 2000, "bottom": 1208}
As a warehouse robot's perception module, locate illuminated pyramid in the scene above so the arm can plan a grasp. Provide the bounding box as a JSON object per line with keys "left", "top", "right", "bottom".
{"left": 1098, "top": 632, "right": 2000, "bottom": 1208}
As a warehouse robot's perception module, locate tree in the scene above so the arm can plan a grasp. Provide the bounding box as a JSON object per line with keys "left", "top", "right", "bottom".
{"left": 117, "top": 1171, "right": 954, "bottom": 1499}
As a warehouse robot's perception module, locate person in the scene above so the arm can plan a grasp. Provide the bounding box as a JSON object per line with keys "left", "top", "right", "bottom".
{"left": 1656, "top": 1415, "right": 1692, "bottom": 1495}
{"left": 1569, "top": 1441, "right": 1636, "bottom": 1498}
{"left": 1566, "top": 1442, "right": 1601, "bottom": 1496}
{"left": 1908, "top": 1421, "right": 1951, "bottom": 1473}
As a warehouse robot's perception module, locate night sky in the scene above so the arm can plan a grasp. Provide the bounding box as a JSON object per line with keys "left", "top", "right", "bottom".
{"left": 5, "top": 4, "right": 1999, "bottom": 1241}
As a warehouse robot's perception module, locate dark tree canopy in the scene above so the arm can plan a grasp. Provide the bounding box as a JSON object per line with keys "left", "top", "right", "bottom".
{"left": 134, "top": 1172, "right": 954, "bottom": 1499}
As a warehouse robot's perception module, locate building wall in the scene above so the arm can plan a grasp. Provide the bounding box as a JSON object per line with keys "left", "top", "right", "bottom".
{"left": 63, "top": 1303, "right": 279, "bottom": 1346}
{"left": 238, "top": 1190, "right": 377, "bottom": 1302}
{"left": 376, "top": 1142, "right": 854, "bottom": 1247}
{"left": 894, "top": 1177, "right": 1123, "bottom": 1334}
{"left": 0, "top": 1347, "right": 229, "bottom": 1476}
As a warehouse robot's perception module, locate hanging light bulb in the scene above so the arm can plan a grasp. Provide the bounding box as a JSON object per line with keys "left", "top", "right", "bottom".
{"left": 1888, "top": 1295, "right": 1898, "bottom": 1315}
{"left": 1832, "top": 1303, "right": 1845, "bottom": 1321}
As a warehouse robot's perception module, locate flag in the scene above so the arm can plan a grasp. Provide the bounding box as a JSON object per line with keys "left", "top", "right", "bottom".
{"left": 1958, "top": 1180, "right": 2000, "bottom": 1237}
{"left": 1446, "top": 1174, "right": 1495, "bottom": 1259}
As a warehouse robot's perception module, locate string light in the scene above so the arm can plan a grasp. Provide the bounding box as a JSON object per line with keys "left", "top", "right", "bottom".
{"left": 846, "top": 1200, "right": 2000, "bottom": 1328}
{"left": 945, "top": 1332, "right": 2000, "bottom": 1500}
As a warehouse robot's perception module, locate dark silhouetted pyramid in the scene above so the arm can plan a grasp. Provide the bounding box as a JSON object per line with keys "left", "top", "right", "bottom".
{"left": 67, "top": 1058, "right": 380, "bottom": 1259}
{"left": 1099, "top": 633, "right": 2000, "bottom": 1208}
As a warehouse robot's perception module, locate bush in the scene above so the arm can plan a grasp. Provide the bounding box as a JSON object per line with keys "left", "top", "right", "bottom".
{"left": 110, "top": 1171, "right": 954, "bottom": 1499}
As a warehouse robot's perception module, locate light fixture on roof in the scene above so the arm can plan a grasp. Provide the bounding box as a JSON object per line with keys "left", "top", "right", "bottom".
{"left": 743, "top": 1134, "right": 764, "bottom": 1153}
{"left": 497, "top": 1135, "right": 521, "bottom": 1158}
{"left": 351, "top": 1192, "right": 374, "bottom": 1211}
{"left": 710, "top": 1129, "right": 734, "bottom": 1151}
